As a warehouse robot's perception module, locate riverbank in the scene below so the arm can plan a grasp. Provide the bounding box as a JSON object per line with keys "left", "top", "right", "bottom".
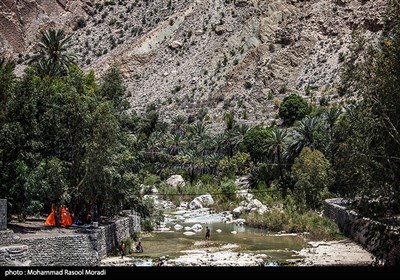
{"left": 292, "top": 239, "right": 374, "bottom": 266}
{"left": 98, "top": 237, "right": 374, "bottom": 266}
{"left": 104, "top": 192, "right": 375, "bottom": 266}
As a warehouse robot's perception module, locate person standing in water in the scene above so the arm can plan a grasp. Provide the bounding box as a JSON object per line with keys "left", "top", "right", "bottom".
{"left": 119, "top": 241, "right": 125, "bottom": 259}
{"left": 205, "top": 226, "right": 211, "bottom": 241}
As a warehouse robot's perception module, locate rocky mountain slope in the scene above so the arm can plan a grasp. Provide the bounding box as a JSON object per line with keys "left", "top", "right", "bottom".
{"left": 0, "top": 0, "right": 390, "bottom": 128}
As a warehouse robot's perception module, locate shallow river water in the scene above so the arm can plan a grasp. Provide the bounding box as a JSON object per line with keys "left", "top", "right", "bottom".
{"left": 135, "top": 209, "right": 307, "bottom": 266}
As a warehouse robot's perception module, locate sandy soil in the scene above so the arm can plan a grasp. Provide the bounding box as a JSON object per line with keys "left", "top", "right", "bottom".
{"left": 7, "top": 217, "right": 103, "bottom": 238}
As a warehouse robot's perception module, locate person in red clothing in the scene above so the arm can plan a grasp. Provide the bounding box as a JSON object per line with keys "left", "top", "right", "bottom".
{"left": 119, "top": 241, "right": 125, "bottom": 259}
{"left": 44, "top": 203, "right": 57, "bottom": 226}
{"left": 60, "top": 206, "right": 73, "bottom": 227}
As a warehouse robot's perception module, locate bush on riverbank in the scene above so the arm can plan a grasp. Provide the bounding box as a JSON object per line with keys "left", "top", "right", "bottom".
{"left": 157, "top": 178, "right": 241, "bottom": 210}
{"left": 245, "top": 208, "right": 343, "bottom": 240}
{"left": 157, "top": 180, "right": 215, "bottom": 205}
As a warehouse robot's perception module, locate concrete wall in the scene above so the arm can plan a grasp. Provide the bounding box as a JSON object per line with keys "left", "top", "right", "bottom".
{"left": 0, "top": 214, "right": 140, "bottom": 266}
{"left": 324, "top": 198, "right": 400, "bottom": 266}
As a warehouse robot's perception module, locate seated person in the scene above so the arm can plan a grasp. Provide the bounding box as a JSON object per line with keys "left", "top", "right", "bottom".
{"left": 135, "top": 242, "right": 143, "bottom": 253}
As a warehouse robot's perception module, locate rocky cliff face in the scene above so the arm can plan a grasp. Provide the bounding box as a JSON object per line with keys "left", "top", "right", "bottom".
{"left": 0, "top": 0, "right": 390, "bottom": 128}
{"left": 0, "top": 0, "right": 90, "bottom": 55}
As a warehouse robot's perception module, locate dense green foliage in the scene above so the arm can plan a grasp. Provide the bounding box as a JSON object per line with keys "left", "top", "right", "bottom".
{"left": 243, "top": 126, "right": 271, "bottom": 161}
{"left": 334, "top": 11, "right": 400, "bottom": 218}
{"left": 279, "top": 94, "right": 310, "bottom": 126}
{"left": 292, "top": 147, "right": 332, "bottom": 210}
{"left": 0, "top": 64, "right": 146, "bottom": 220}
{"left": 0, "top": 29, "right": 148, "bottom": 221}
{"left": 2, "top": 3, "right": 400, "bottom": 243}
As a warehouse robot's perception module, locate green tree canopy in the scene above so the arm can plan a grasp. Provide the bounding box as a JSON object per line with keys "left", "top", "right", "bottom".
{"left": 279, "top": 94, "right": 310, "bottom": 126}
{"left": 243, "top": 126, "right": 273, "bottom": 161}
{"left": 335, "top": 14, "right": 400, "bottom": 217}
{"left": 292, "top": 147, "right": 332, "bottom": 210}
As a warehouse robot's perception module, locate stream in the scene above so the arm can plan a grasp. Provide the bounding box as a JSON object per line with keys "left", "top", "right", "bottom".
{"left": 133, "top": 208, "right": 307, "bottom": 266}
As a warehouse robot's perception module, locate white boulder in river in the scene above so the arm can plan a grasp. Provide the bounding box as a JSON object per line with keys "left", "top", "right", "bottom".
{"left": 232, "top": 206, "right": 245, "bottom": 218}
{"left": 174, "top": 224, "right": 183, "bottom": 230}
{"left": 188, "top": 199, "right": 202, "bottom": 210}
{"left": 191, "top": 224, "right": 203, "bottom": 232}
{"left": 189, "top": 194, "right": 214, "bottom": 210}
{"left": 246, "top": 199, "right": 263, "bottom": 210}
{"left": 166, "top": 175, "right": 185, "bottom": 190}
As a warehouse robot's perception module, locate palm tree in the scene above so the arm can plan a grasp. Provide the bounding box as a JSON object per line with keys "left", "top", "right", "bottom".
{"left": 212, "top": 132, "right": 225, "bottom": 157}
{"left": 0, "top": 57, "right": 15, "bottom": 105}
{"left": 324, "top": 107, "right": 342, "bottom": 163}
{"left": 265, "top": 126, "right": 288, "bottom": 180}
{"left": 188, "top": 122, "right": 208, "bottom": 149}
{"left": 144, "top": 131, "right": 164, "bottom": 162}
{"left": 224, "top": 111, "right": 236, "bottom": 131}
{"left": 325, "top": 107, "right": 342, "bottom": 133}
{"left": 223, "top": 129, "right": 243, "bottom": 158}
{"left": 196, "top": 134, "right": 214, "bottom": 156}
{"left": 31, "top": 29, "right": 76, "bottom": 77}
{"left": 166, "top": 133, "right": 185, "bottom": 155}
{"left": 289, "top": 115, "right": 321, "bottom": 160}
{"left": 236, "top": 123, "right": 250, "bottom": 136}
{"left": 190, "top": 122, "right": 207, "bottom": 138}
{"left": 139, "top": 110, "right": 159, "bottom": 138}
{"left": 171, "top": 115, "right": 187, "bottom": 136}
{"left": 180, "top": 149, "right": 201, "bottom": 183}
{"left": 205, "top": 153, "right": 220, "bottom": 175}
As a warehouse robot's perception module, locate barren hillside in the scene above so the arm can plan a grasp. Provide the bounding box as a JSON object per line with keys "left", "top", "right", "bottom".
{"left": 0, "top": 0, "right": 390, "bottom": 128}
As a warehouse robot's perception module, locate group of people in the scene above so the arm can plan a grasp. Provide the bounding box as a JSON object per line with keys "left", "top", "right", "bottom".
{"left": 44, "top": 204, "right": 73, "bottom": 227}
{"left": 119, "top": 241, "right": 143, "bottom": 259}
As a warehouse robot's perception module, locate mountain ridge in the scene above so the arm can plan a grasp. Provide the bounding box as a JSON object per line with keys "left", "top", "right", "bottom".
{"left": 0, "top": 0, "right": 390, "bottom": 128}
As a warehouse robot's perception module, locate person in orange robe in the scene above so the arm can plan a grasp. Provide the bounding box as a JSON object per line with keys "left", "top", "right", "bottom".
{"left": 60, "top": 206, "right": 73, "bottom": 227}
{"left": 44, "top": 210, "right": 56, "bottom": 226}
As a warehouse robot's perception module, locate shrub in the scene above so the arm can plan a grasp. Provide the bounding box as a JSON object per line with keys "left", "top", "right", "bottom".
{"left": 245, "top": 209, "right": 342, "bottom": 240}
{"left": 292, "top": 147, "right": 333, "bottom": 210}
{"left": 278, "top": 94, "right": 310, "bottom": 125}
{"left": 218, "top": 152, "right": 251, "bottom": 177}
{"left": 141, "top": 219, "right": 153, "bottom": 231}
{"left": 74, "top": 18, "right": 86, "bottom": 30}
{"left": 244, "top": 127, "right": 272, "bottom": 161}
{"left": 219, "top": 178, "right": 237, "bottom": 202}
{"left": 143, "top": 174, "right": 161, "bottom": 186}
{"left": 244, "top": 81, "right": 253, "bottom": 89}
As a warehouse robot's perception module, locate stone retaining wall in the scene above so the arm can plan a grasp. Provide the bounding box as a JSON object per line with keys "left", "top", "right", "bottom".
{"left": 0, "top": 245, "right": 29, "bottom": 266}
{"left": 0, "top": 199, "right": 6, "bottom": 230}
{"left": 0, "top": 230, "right": 14, "bottom": 246}
{"left": 0, "top": 214, "right": 140, "bottom": 266}
{"left": 324, "top": 198, "right": 400, "bottom": 266}
{"left": 21, "top": 234, "right": 99, "bottom": 266}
